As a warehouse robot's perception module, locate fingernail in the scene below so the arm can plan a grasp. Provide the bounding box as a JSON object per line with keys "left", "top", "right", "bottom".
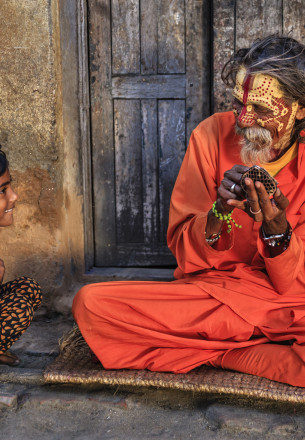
{"left": 255, "top": 181, "right": 261, "bottom": 188}
{"left": 276, "top": 188, "right": 280, "bottom": 196}
{"left": 245, "top": 178, "right": 251, "bottom": 185}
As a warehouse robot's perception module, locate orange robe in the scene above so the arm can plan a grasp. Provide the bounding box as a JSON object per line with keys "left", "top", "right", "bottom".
{"left": 73, "top": 112, "right": 305, "bottom": 387}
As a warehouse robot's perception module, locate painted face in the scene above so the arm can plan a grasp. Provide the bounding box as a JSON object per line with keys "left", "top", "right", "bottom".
{"left": 0, "top": 169, "right": 18, "bottom": 227}
{"left": 232, "top": 66, "right": 298, "bottom": 145}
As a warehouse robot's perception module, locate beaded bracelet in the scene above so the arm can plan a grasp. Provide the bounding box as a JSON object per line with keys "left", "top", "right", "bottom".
{"left": 205, "top": 230, "right": 222, "bottom": 245}
{"left": 212, "top": 201, "right": 242, "bottom": 233}
{"left": 261, "top": 224, "right": 292, "bottom": 247}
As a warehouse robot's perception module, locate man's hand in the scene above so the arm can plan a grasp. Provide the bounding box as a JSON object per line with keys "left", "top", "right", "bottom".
{"left": 205, "top": 165, "right": 249, "bottom": 240}
{"left": 228, "top": 178, "right": 289, "bottom": 235}
{"left": 216, "top": 165, "right": 249, "bottom": 214}
{"left": 0, "top": 259, "right": 5, "bottom": 284}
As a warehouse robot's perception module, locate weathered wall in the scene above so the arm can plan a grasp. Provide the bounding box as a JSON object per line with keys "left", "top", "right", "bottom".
{"left": 0, "top": 0, "right": 67, "bottom": 310}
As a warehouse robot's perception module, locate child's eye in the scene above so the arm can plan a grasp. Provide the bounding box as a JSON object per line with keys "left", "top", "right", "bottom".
{"left": 0, "top": 187, "right": 7, "bottom": 195}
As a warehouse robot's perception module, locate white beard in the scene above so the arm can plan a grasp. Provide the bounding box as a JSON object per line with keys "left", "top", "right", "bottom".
{"left": 235, "top": 125, "right": 273, "bottom": 165}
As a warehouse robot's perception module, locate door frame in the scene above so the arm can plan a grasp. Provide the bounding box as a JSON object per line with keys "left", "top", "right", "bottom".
{"left": 78, "top": 0, "right": 94, "bottom": 271}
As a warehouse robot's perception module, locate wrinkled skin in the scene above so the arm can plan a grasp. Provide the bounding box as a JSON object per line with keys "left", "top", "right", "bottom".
{"left": 215, "top": 165, "right": 288, "bottom": 235}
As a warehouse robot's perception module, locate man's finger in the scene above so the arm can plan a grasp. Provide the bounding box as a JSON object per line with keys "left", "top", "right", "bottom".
{"left": 273, "top": 188, "right": 289, "bottom": 210}
{"left": 254, "top": 181, "right": 275, "bottom": 219}
{"left": 245, "top": 178, "right": 261, "bottom": 211}
{"left": 224, "top": 165, "right": 250, "bottom": 184}
{"left": 232, "top": 164, "right": 250, "bottom": 174}
{"left": 227, "top": 199, "right": 246, "bottom": 211}
{"left": 218, "top": 185, "right": 239, "bottom": 200}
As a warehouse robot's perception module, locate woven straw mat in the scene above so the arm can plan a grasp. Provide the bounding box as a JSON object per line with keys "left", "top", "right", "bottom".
{"left": 43, "top": 326, "right": 305, "bottom": 403}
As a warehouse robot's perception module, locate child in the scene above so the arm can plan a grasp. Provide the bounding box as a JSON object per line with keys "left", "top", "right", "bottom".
{"left": 0, "top": 150, "right": 42, "bottom": 366}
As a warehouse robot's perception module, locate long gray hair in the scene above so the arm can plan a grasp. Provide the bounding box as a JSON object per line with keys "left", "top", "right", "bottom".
{"left": 222, "top": 35, "right": 305, "bottom": 144}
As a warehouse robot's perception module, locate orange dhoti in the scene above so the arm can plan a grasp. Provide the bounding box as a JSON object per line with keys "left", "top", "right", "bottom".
{"left": 72, "top": 276, "right": 305, "bottom": 387}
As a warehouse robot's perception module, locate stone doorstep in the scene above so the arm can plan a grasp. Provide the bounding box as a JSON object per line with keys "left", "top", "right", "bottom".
{"left": 205, "top": 403, "right": 299, "bottom": 436}
{"left": 0, "top": 381, "right": 129, "bottom": 413}
{"left": 0, "top": 366, "right": 44, "bottom": 386}
{"left": 0, "top": 382, "right": 304, "bottom": 440}
{"left": 0, "top": 316, "right": 73, "bottom": 387}
{"left": 0, "top": 383, "right": 29, "bottom": 408}
{"left": 0, "top": 391, "right": 18, "bottom": 408}
{"left": 0, "top": 385, "right": 304, "bottom": 440}
{"left": 11, "top": 315, "right": 74, "bottom": 357}
{"left": 19, "top": 389, "right": 128, "bottom": 410}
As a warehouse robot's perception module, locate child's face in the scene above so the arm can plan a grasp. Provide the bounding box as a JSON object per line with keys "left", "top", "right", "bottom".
{"left": 0, "top": 169, "right": 18, "bottom": 227}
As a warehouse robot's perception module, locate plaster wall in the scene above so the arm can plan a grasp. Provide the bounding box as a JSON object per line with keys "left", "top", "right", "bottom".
{"left": 0, "top": 0, "right": 82, "bottom": 312}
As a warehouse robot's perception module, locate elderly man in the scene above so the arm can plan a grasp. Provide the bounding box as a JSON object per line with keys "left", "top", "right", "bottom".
{"left": 73, "top": 35, "right": 305, "bottom": 387}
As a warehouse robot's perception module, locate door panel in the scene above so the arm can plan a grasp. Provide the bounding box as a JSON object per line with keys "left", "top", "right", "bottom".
{"left": 158, "top": 100, "right": 186, "bottom": 242}
{"left": 114, "top": 99, "right": 143, "bottom": 244}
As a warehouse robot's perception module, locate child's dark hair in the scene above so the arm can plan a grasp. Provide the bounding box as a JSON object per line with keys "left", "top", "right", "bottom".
{"left": 0, "top": 149, "right": 8, "bottom": 177}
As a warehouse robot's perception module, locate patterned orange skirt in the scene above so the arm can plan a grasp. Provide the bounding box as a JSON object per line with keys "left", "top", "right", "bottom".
{"left": 0, "top": 276, "right": 42, "bottom": 353}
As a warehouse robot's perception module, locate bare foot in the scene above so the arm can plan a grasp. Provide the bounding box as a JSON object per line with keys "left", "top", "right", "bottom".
{"left": 0, "top": 350, "right": 20, "bottom": 366}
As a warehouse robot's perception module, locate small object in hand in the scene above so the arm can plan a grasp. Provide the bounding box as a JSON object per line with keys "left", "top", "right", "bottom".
{"left": 240, "top": 165, "right": 278, "bottom": 196}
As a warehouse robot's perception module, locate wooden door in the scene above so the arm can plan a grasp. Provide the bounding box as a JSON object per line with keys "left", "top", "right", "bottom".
{"left": 88, "top": 0, "right": 211, "bottom": 266}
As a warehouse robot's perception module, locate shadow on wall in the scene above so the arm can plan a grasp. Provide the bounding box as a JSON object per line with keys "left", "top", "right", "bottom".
{"left": 0, "top": 167, "right": 66, "bottom": 310}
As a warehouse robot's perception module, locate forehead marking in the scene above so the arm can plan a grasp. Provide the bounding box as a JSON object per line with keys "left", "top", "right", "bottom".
{"left": 239, "top": 74, "right": 252, "bottom": 120}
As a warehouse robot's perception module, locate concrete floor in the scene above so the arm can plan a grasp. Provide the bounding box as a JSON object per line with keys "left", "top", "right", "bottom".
{"left": 0, "top": 316, "right": 305, "bottom": 440}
